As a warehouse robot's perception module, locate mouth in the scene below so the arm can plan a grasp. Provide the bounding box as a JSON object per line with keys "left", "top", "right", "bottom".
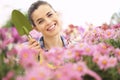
{"left": 47, "top": 23, "right": 56, "bottom": 31}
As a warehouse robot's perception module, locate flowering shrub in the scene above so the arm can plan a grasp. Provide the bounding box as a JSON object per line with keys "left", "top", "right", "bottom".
{"left": 1, "top": 23, "right": 120, "bottom": 80}
{"left": 0, "top": 27, "right": 26, "bottom": 80}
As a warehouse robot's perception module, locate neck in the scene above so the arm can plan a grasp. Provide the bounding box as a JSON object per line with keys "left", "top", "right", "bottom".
{"left": 43, "top": 35, "right": 63, "bottom": 50}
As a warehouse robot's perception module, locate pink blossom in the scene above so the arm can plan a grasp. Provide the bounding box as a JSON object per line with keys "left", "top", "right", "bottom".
{"left": 74, "top": 62, "right": 88, "bottom": 76}
{"left": 96, "top": 43, "right": 114, "bottom": 55}
{"left": 6, "top": 71, "right": 14, "bottom": 79}
{"left": 54, "top": 63, "right": 83, "bottom": 80}
{"left": 2, "top": 77, "right": 8, "bottom": 80}
{"left": 114, "top": 48, "right": 120, "bottom": 61}
{"left": 0, "top": 28, "right": 8, "bottom": 40}
{"left": 6, "top": 48, "right": 17, "bottom": 58}
{"left": 18, "top": 47, "right": 38, "bottom": 69}
{"left": 2, "top": 71, "right": 14, "bottom": 80}
{"left": 103, "top": 29, "right": 115, "bottom": 39}
{"left": 16, "top": 76, "right": 25, "bottom": 80}
{"left": 94, "top": 50, "right": 117, "bottom": 70}
{"left": 78, "top": 43, "right": 95, "bottom": 56}
{"left": 92, "top": 51, "right": 102, "bottom": 63}
{"left": 24, "top": 65, "right": 52, "bottom": 80}
{"left": 63, "top": 49, "right": 75, "bottom": 60}
{"left": 68, "top": 45, "right": 83, "bottom": 61}
{"left": 44, "top": 48, "right": 65, "bottom": 66}
{"left": 11, "top": 27, "right": 24, "bottom": 42}
{"left": 97, "top": 55, "right": 110, "bottom": 70}
{"left": 1, "top": 38, "right": 14, "bottom": 49}
{"left": 108, "top": 57, "right": 117, "bottom": 68}
{"left": 111, "top": 23, "right": 120, "bottom": 29}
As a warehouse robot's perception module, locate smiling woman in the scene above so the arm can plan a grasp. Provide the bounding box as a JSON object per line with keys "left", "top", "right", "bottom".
{"left": 0, "top": 0, "right": 120, "bottom": 27}
{"left": 27, "top": 0, "right": 67, "bottom": 52}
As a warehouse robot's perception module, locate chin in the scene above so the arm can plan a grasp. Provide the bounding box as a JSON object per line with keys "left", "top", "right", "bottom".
{"left": 48, "top": 31, "right": 60, "bottom": 37}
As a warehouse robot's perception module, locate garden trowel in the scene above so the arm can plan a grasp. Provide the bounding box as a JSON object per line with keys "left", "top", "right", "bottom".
{"left": 12, "top": 10, "right": 32, "bottom": 39}
{"left": 12, "top": 10, "right": 42, "bottom": 61}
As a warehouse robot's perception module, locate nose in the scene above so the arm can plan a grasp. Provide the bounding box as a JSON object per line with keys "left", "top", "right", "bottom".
{"left": 45, "top": 18, "right": 51, "bottom": 24}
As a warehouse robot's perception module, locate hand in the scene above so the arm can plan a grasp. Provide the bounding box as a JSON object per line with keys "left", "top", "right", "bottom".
{"left": 28, "top": 38, "right": 42, "bottom": 53}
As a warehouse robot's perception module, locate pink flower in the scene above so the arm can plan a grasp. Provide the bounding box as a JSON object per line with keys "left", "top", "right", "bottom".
{"left": 2, "top": 77, "right": 8, "bottom": 80}
{"left": 63, "top": 49, "right": 75, "bottom": 59}
{"left": 2, "top": 71, "right": 14, "bottom": 80}
{"left": 92, "top": 51, "right": 102, "bottom": 63}
{"left": 16, "top": 76, "right": 24, "bottom": 80}
{"left": 96, "top": 55, "right": 117, "bottom": 70}
{"left": 0, "top": 28, "right": 8, "bottom": 40}
{"left": 96, "top": 43, "right": 113, "bottom": 55}
{"left": 24, "top": 65, "right": 52, "bottom": 80}
{"left": 68, "top": 45, "right": 83, "bottom": 61}
{"left": 6, "top": 48, "right": 17, "bottom": 58}
{"left": 18, "top": 47, "right": 38, "bottom": 69}
{"left": 108, "top": 57, "right": 117, "bottom": 68}
{"left": 6, "top": 71, "right": 14, "bottom": 79}
{"left": 11, "top": 27, "right": 24, "bottom": 42}
{"left": 97, "top": 55, "right": 110, "bottom": 70}
{"left": 1, "top": 38, "right": 14, "bottom": 50}
{"left": 103, "top": 29, "right": 115, "bottom": 39}
{"left": 79, "top": 43, "right": 94, "bottom": 56}
{"left": 54, "top": 63, "right": 83, "bottom": 80}
{"left": 114, "top": 48, "right": 120, "bottom": 61}
{"left": 74, "top": 62, "right": 88, "bottom": 76}
{"left": 44, "top": 48, "right": 65, "bottom": 66}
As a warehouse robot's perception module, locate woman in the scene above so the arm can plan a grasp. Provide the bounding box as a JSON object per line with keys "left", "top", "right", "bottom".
{"left": 28, "top": 0, "right": 67, "bottom": 52}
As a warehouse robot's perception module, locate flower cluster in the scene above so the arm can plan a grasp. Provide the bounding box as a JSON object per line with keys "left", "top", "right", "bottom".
{"left": 1, "top": 23, "right": 120, "bottom": 80}
{"left": 0, "top": 27, "right": 26, "bottom": 80}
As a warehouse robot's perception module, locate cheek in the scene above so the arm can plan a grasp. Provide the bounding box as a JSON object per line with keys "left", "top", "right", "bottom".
{"left": 35, "top": 26, "right": 42, "bottom": 32}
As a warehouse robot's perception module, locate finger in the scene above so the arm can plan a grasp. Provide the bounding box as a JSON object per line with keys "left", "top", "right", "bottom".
{"left": 31, "top": 45, "right": 41, "bottom": 51}
{"left": 32, "top": 42, "right": 40, "bottom": 47}
{"left": 29, "top": 44, "right": 41, "bottom": 51}
{"left": 29, "top": 44, "right": 39, "bottom": 49}
{"left": 29, "top": 38, "right": 36, "bottom": 45}
{"left": 29, "top": 40, "right": 40, "bottom": 48}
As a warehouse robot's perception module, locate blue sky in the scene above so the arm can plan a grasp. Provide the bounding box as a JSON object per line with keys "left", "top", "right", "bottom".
{"left": 0, "top": 0, "right": 120, "bottom": 29}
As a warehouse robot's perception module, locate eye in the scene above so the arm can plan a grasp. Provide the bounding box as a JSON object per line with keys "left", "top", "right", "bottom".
{"left": 48, "top": 13, "right": 53, "bottom": 17}
{"left": 38, "top": 20, "right": 44, "bottom": 24}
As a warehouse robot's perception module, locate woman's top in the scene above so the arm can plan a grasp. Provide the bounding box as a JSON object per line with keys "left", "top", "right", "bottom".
{"left": 39, "top": 36, "right": 67, "bottom": 51}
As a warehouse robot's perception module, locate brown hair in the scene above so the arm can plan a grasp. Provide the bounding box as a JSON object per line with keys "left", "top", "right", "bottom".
{"left": 28, "top": 0, "right": 54, "bottom": 26}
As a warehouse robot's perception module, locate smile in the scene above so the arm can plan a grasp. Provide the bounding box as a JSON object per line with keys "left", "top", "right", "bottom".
{"left": 47, "top": 23, "right": 56, "bottom": 31}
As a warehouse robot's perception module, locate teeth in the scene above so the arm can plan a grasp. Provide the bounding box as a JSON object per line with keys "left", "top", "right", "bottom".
{"left": 48, "top": 24, "right": 55, "bottom": 31}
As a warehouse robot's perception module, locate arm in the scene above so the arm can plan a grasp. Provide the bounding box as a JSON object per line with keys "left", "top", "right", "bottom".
{"left": 28, "top": 37, "right": 42, "bottom": 61}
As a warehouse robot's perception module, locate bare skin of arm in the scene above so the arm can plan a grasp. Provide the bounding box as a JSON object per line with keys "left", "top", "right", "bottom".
{"left": 28, "top": 38, "right": 42, "bottom": 61}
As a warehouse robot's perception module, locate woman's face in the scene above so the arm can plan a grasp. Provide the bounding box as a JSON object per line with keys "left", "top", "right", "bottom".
{"left": 32, "top": 5, "right": 62, "bottom": 37}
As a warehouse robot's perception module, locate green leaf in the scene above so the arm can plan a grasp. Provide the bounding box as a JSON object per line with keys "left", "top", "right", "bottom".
{"left": 11, "top": 10, "right": 32, "bottom": 36}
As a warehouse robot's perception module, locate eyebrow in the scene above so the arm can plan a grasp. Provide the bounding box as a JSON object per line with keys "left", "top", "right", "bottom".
{"left": 36, "top": 11, "right": 51, "bottom": 23}
{"left": 46, "top": 11, "right": 51, "bottom": 16}
{"left": 36, "top": 18, "right": 42, "bottom": 23}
